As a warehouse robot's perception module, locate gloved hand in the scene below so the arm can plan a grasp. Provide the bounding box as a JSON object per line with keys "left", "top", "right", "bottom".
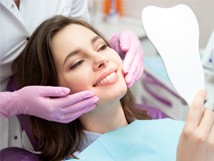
{"left": 0, "top": 86, "right": 99, "bottom": 123}
{"left": 109, "top": 30, "right": 144, "bottom": 87}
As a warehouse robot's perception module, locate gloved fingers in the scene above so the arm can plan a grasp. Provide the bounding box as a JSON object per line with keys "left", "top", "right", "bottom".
{"left": 126, "top": 61, "right": 141, "bottom": 87}
{"left": 53, "top": 90, "right": 96, "bottom": 107}
{"left": 38, "top": 86, "right": 71, "bottom": 97}
{"left": 62, "top": 104, "right": 96, "bottom": 123}
{"left": 130, "top": 48, "right": 144, "bottom": 87}
{"left": 61, "top": 96, "right": 99, "bottom": 114}
{"left": 118, "top": 31, "right": 130, "bottom": 52}
{"left": 137, "top": 56, "right": 144, "bottom": 79}
{"left": 123, "top": 45, "right": 137, "bottom": 73}
{"left": 131, "top": 56, "right": 144, "bottom": 87}
{"left": 109, "top": 34, "right": 118, "bottom": 49}
{"left": 109, "top": 35, "right": 123, "bottom": 54}
{"left": 52, "top": 96, "right": 98, "bottom": 123}
{"left": 125, "top": 47, "right": 141, "bottom": 87}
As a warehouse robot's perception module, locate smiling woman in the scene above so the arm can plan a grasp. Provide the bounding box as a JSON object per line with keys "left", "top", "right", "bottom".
{"left": 11, "top": 15, "right": 214, "bottom": 161}
{"left": 51, "top": 22, "right": 127, "bottom": 105}
{"left": 12, "top": 15, "right": 150, "bottom": 161}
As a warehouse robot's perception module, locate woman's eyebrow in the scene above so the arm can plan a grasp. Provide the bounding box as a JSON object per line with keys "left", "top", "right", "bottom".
{"left": 91, "top": 35, "right": 102, "bottom": 44}
{"left": 63, "top": 36, "right": 102, "bottom": 66}
{"left": 63, "top": 50, "right": 80, "bottom": 66}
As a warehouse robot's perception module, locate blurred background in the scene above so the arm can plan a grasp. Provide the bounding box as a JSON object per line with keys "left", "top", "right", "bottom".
{"left": 88, "top": 0, "right": 214, "bottom": 49}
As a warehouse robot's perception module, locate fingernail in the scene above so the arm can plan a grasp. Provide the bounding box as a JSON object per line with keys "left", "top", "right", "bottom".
{"left": 127, "top": 82, "right": 132, "bottom": 88}
{"left": 123, "top": 65, "right": 129, "bottom": 73}
{"left": 123, "top": 67, "right": 128, "bottom": 73}
{"left": 199, "top": 89, "right": 207, "bottom": 97}
{"left": 61, "top": 88, "right": 70, "bottom": 94}
{"left": 121, "top": 44, "right": 129, "bottom": 51}
{"left": 83, "top": 92, "right": 95, "bottom": 99}
{"left": 126, "top": 74, "right": 131, "bottom": 84}
{"left": 93, "top": 96, "right": 100, "bottom": 102}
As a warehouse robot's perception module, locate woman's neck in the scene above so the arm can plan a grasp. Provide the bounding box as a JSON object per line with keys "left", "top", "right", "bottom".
{"left": 79, "top": 101, "right": 128, "bottom": 134}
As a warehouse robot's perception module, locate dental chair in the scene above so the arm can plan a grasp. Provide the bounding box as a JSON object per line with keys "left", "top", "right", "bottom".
{"left": 0, "top": 77, "right": 168, "bottom": 161}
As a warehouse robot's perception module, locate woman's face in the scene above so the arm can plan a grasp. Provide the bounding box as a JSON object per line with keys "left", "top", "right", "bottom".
{"left": 51, "top": 24, "right": 127, "bottom": 105}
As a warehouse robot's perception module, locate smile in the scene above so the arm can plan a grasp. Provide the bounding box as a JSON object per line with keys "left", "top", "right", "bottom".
{"left": 93, "top": 70, "right": 119, "bottom": 87}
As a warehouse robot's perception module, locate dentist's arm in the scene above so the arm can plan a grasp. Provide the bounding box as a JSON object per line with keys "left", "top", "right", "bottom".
{"left": 109, "top": 30, "right": 144, "bottom": 87}
{"left": 176, "top": 90, "right": 214, "bottom": 161}
{"left": 0, "top": 86, "right": 99, "bottom": 123}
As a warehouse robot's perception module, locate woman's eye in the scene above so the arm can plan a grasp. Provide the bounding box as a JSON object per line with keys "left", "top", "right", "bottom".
{"left": 98, "top": 44, "right": 108, "bottom": 51}
{"left": 70, "top": 60, "right": 85, "bottom": 69}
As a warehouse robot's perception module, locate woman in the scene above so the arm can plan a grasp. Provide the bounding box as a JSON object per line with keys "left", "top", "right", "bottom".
{"left": 0, "top": 0, "right": 144, "bottom": 150}
{"left": 12, "top": 16, "right": 214, "bottom": 161}
{"left": 12, "top": 15, "right": 149, "bottom": 160}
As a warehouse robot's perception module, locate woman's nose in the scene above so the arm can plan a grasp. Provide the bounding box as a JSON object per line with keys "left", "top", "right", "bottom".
{"left": 93, "top": 56, "right": 109, "bottom": 71}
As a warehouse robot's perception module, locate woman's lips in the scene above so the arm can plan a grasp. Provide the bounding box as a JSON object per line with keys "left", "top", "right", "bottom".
{"left": 94, "top": 72, "right": 118, "bottom": 87}
{"left": 93, "top": 68, "right": 119, "bottom": 87}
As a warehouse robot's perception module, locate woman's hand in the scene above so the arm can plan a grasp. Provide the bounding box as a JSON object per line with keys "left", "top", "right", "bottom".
{"left": 176, "top": 90, "right": 214, "bottom": 161}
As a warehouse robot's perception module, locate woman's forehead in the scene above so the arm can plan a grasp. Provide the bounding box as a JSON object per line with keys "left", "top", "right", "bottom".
{"left": 59, "top": 24, "right": 97, "bottom": 39}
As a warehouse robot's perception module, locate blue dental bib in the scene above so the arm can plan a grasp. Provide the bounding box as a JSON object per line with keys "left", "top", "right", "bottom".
{"left": 66, "top": 118, "right": 184, "bottom": 161}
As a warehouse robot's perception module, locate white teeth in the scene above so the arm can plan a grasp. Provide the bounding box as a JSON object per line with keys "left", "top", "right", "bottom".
{"left": 106, "top": 72, "right": 115, "bottom": 80}
{"left": 95, "top": 72, "right": 116, "bottom": 87}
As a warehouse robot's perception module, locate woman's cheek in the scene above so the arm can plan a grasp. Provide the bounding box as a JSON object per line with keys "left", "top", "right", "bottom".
{"left": 109, "top": 51, "right": 123, "bottom": 65}
{"left": 59, "top": 72, "right": 89, "bottom": 94}
{"left": 69, "top": 80, "right": 89, "bottom": 94}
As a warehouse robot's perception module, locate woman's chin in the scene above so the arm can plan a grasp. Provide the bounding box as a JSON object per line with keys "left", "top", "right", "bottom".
{"left": 96, "top": 87, "right": 127, "bottom": 106}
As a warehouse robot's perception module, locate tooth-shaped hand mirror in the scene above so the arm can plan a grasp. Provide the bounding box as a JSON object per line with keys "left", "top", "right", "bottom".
{"left": 142, "top": 4, "right": 205, "bottom": 106}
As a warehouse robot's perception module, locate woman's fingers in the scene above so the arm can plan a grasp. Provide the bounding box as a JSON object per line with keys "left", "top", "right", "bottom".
{"left": 197, "top": 109, "right": 214, "bottom": 138}
{"left": 177, "top": 90, "right": 214, "bottom": 161}
{"left": 185, "top": 90, "right": 207, "bottom": 129}
{"left": 191, "top": 89, "right": 207, "bottom": 109}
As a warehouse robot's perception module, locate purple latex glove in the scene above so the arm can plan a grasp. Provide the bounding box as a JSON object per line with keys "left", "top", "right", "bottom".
{"left": 0, "top": 86, "right": 99, "bottom": 123}
{"left": 109, "top": 30, "right": 144, "bottom": 87}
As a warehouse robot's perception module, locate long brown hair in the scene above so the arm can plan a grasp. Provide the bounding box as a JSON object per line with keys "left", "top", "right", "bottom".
{"left": 12, "top": 15, "right": 150, "bottom": 161}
